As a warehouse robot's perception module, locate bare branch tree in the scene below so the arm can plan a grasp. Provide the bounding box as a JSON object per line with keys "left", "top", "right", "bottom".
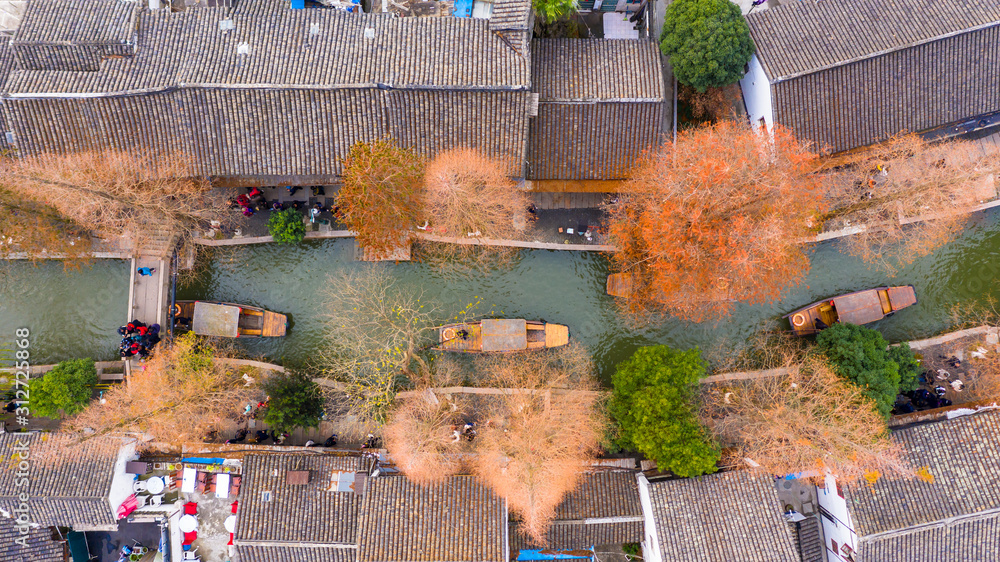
{"left": 319, "top": 266, "right": 439, "bottom": 424}
{"left": 823, "top": 135, "right": 1000, "bottom": 274}
{"left": 419, "top": 147, "right": 532, "bottom": 266}
{"left": 383, "top": 396, "right": 468, "bottom": 485}
{"left": 702, "top": 355, "right": 912, "bottom": 485}
{"left": 471, "top": 345, "right": 606, "bottom": 543}
{"left": 67, "top": 333, "right": 260, "bottom": 448}
{"left": 0, "top": 191, "right": 93, "bottom": 263}
{"left": 0, "top": 150, "right": 235, "bottom": 255}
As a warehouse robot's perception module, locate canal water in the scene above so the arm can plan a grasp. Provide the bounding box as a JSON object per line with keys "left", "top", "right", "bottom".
{"left": 4, "top": 208, "right": 1000, "bottom": 379}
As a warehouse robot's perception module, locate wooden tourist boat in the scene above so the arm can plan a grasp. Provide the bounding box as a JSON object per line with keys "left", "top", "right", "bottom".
{"left": 437, "top": 319, "right": 569, "bottom": 352}
{"left": 174, "top": 301, "right": 288, "bottom": 338}
{"left": 784, "top": 286, "right": 917, "bottom": 336}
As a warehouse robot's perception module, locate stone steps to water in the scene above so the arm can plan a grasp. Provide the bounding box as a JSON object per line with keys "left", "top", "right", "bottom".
{"left": 793, "top": 517, "right": 825, "bottom": 562}
{"left": 137, "top": 231, "right": 179, "bottom": 258}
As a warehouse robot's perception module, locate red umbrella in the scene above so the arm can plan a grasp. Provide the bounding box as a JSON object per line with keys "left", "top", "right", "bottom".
{"left": 116, "top": 494, "right": 138, "bottom": 519}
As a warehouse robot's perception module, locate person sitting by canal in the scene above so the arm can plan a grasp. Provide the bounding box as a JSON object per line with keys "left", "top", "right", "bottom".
{"left": 137, "top": 267, "right": 156, "bottom": 276}
{"left": 814, "top": 318, "right": 829, "bottom": 331}
{"left": 247, "top": 187, "right": 263, "bottom": 201}
{"left": 236, "top": 194, "right": 250, "bottom": 207}
{"left": 270, "top": 200, "right": 284, "bottom": 212}
{"left": 242, "top": 205, "right": 255, "bottom": 217}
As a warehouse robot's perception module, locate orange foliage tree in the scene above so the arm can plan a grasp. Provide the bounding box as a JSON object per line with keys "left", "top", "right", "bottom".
{"left": 606, "top": 121, "right": 826, "bottom": 321}
{"left": 337, "top": 139, "right": 425, "bottom": 260}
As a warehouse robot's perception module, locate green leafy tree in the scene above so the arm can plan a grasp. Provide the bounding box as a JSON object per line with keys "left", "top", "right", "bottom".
{"left": 30, "top": 358, "right": 97, "bottom": 418}
{"left": 262, "top": 371, "right": 325, "bottom": 432}
{"left": 533, "top": 0, "right": 577, "bottom": 24}
{"left": 609, "top": 346, "right": 720, "bottom": 477}
{"left": 888, "top": 343, "right": 921, "bottom": 393}
{"left": 660, "top": 0, "right": 754, "bottom": 92}
{"left": 267, "top": 208, "right": 306, "bottom": 244}
{"left": 817, "top": 323, "right": 917, "bottom": 418}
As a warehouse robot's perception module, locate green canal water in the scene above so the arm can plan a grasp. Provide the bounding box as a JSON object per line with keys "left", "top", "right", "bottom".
{"left": 5, "top": 208, "right": 1000, "bottom": 378}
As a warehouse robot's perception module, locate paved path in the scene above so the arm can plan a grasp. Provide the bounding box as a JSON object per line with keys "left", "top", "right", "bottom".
{"left": 974, "top": 129, "right": 1000, "bottom": 156}
{"left": 125, "top": 256, "right": 170, "bottom": 375}
{"left": 532, "top": 192, "right": 606, "bottom": 209}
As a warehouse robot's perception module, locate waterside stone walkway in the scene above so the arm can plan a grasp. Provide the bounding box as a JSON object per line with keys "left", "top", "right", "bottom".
{"left": 125, "top": 256, "right": 170, "bottom": 376}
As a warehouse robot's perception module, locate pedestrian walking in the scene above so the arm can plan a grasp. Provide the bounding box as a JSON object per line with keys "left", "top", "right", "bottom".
{"left": 137, "top": 267, "right": 155, "bottom": 276}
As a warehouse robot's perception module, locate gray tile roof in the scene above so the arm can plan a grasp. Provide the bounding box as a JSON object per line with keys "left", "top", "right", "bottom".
{"left": 647, "top": 471, "right": 800, "bottom": 562}
{"left": 749, "top": 0, "right": 1000, "bottom": 154}
{"left": 857, "top": 510, "right": 1000, "bottom": 562}
{"left": 235, "top": 453, "right": 371, "bottom": 546}
{"left": 0, "top": 518, "right": 64, "bottom": 562}
{"left": 529, "top": 102, "right": 661, "bottom": 180}
{"left": 5, "top": 4, "right": 530, "bottom": 94}
{"left": 528, "top": 39, "right": 663, "bottom": 180}
{"left": 746, "top": 0, "right": 1000, "bottom": 81}
{"left": 511, "top": 471, "right": 644, "bottom": 551}
{"left": 2, "top": 87, "right": 530, "bottom": 177}
{"left": 0, "top": 0, "right": 533, "bottom": 178}
{"left": 0, "top": 434, "right": 122, "bottom": 529}
{"left": 846, "top": 411, "right": 1000, "bottom": 538}
{"left": 490, "top": 0, "right": 533, "bottom": 57}
{"left": 236, "top": 545, "right": 358, "bottom": 562}
{"left": 532, "top": 39, "right": 664, "bottom": 101}
{"left": 769, "top": 24, "right": 1000, "bottom": 154}
{"left": 357, "top": 475, "right": 507, "bottom": 562}
{"left": 11, "top": 0, "right": 138, "bottom": 71}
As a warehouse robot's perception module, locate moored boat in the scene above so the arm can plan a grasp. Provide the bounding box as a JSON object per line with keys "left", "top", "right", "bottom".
{"left": 784, "top": 286, "right": 917, "bottom": 336}
{"left": 174, "top": 301, "right": 288, "bottom": 338}
{"left": 437, "top": 319, "right": 569, "bottom": 352}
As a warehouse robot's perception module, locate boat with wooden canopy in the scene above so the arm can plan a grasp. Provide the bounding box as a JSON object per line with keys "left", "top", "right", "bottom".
{"left": 437, "top": 319, "right": 569, "bottom": 352}
{"left": 174, "top": 301, "right": 288, "bottom": 338}
{"left": 784, "top": 286, "right": 917, "bottom": 336}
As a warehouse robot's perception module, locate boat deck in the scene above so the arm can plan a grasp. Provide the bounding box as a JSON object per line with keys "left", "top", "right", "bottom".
{"left": 439, "top": 323, "right": 483, "bottom": 352}
{"left": 438, "top": 320, "right": 568, "bottom": 352}
{"left": 786, "top": 285, "right": 917, "bottom": 336}
{"left": 262, "top": 311, "right": 287, "bottom": 337}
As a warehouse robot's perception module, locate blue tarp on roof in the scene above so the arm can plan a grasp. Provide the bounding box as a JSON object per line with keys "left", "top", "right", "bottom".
{"left": 517, "top": 549, "right": 593, "bottom": 561}
{"left": 454, "top": 0, "right": 472, "bottom": 17}
{"left": 183, "top": 457, "right": 225, "bottom": 465}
